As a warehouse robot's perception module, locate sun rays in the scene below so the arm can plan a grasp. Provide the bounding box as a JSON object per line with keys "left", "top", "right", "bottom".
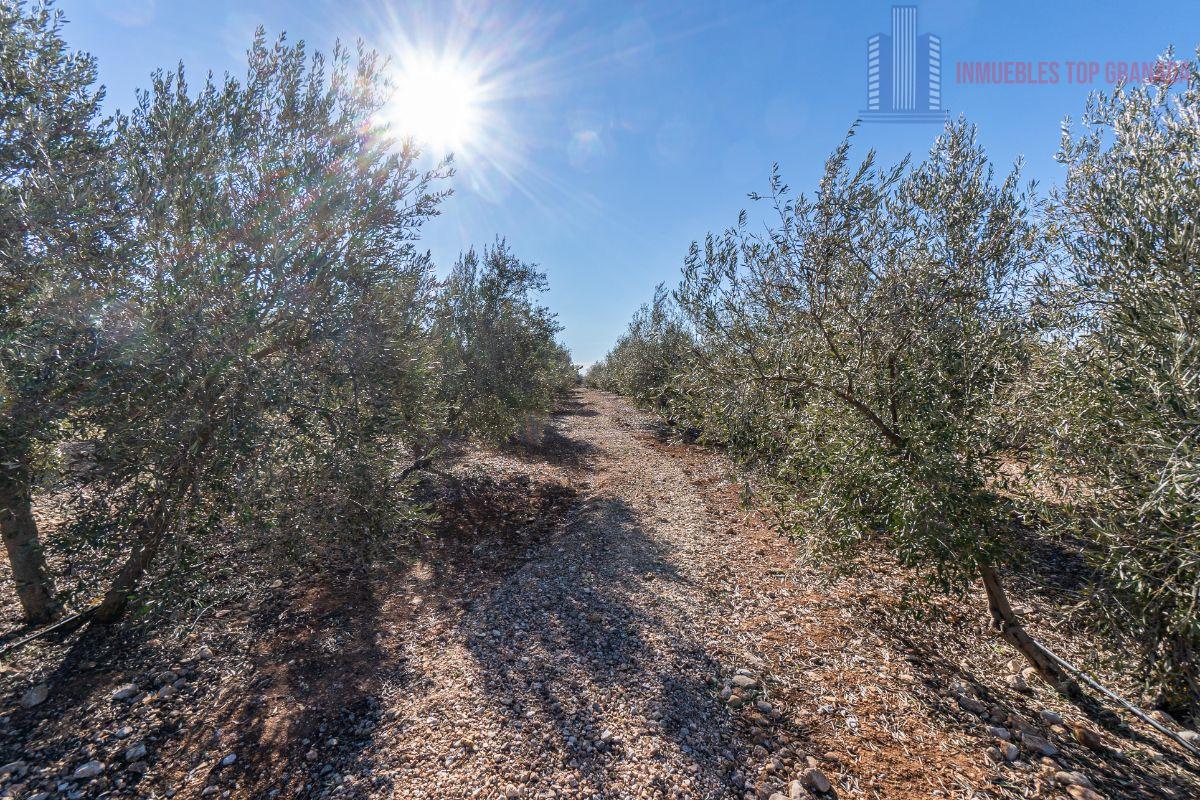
{"left": 384, "top": 52, "right": 485, "bottom": 156}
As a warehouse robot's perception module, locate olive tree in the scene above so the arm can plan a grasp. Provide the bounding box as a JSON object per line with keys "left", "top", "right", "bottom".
{"left": 432, "top": 239, "right": 574, "bottom": 444}
{"left": 1045, "top": 51, "right": 1200, "bottom": 708}
{"left": 75, "top": 32, "right": 447, "bottom": 622}
{"left": 0, "top": 1, "right": 122, "bottom": 623}
{"left": 675, "top": 122, "right": 1073, "bottom": 685}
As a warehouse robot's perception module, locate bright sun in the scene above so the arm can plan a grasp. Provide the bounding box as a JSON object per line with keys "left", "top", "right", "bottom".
{"left": 387, "top": 55, "right": 484, "bottom": 155}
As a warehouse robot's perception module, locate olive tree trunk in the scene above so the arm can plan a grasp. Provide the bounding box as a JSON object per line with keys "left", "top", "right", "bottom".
{"left": 980, "top": 563, "right": 1077, "bottom": 694}
{"left": 0, "top": 457, "right": 61, "bottom": 624}
{"left": 94, "top": 456, "right": 201, "bottom": 624}
{"left": 93, "top": 485, "right": 180, "bottom": 624}
{"left": 93, "top": 527, "right": 164, "bottom": 623}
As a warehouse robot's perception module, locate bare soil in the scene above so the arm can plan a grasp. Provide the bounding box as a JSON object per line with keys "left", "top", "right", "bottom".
{"left": 0, "top": 390, "right": 1196, "bottom": 799}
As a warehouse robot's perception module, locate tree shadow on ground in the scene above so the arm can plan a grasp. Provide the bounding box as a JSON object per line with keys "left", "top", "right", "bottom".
{"left": 455, "top": 488, "right": 755, "bottom": 797}
{"left": 0, "top": 424, "right": 585, "bottom": 799}
{"left": 188, "top": 456, "right": 587, "bottom": 798}
{"left": 180, "top": 413, "right": 589, "bottom": 797}
{"left": 501, "top": 426, "right": 600, "bottom": 473}
{"left": 1002, "top": 514, "right": 1104, "bottom": 603}
{"left": 405, "top": 397, "right": 809, "bottom": 797}
{"left": 866, "top": 614, "right": 1200, "bottom": 800}
{"left": 0, "top": 618, "right": 173, "bottom": 797}
{"left": 167, "top": 562, "right": 395, "bottom": 799}
{"left": 552, "top": 395, "right": 599, "bottom": 418}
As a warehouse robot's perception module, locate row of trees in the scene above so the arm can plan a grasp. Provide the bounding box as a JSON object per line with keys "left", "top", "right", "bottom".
{"left": 1, "top": 3, "right": 574, "bottom": 625}
{"left": 588, "top": 55, "right": 1199, "bottom": 713}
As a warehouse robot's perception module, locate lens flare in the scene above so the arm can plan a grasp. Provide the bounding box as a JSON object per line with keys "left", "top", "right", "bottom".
{"left": 355, "top": 0, "right": 721, "bottom": 237}
{"left": 386, "top": 54, "right": 484, "bottom": 155}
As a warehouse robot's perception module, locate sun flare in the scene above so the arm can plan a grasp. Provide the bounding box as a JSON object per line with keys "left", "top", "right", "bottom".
{"left": 386, "top": 54, "right": 484, "bottom": 155}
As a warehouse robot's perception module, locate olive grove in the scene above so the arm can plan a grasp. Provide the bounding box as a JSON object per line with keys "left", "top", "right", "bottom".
{"left": 589, "top": 58, "right": 1200, "bottom": 712}
{"left": 0, "top": 3, "right": 574, "bottom": 626}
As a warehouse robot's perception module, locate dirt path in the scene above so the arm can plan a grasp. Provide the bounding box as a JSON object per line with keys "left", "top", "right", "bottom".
{"left": 361, "top": 389, "right": 776, "bottom": 799}
{"left": 4, "top": 390, "right": 1197, "bottom": 800}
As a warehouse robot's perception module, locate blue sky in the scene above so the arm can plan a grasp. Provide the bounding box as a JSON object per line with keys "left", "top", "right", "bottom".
{"left": 60, "top": 0, "right": 1200, "bottom": 365}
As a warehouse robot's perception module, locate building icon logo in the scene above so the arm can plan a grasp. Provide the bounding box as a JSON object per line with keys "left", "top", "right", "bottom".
{"left": 862, "top": 5, "right": 948, "bottom": 123}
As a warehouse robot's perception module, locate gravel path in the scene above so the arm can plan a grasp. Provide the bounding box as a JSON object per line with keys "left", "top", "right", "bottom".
{"left": 369, "top": 390, "right": 787, "bottom": 799}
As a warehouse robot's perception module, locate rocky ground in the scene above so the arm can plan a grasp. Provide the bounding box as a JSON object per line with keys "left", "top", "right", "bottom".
{"left": 1, "top": 390, "right": 1197, "bottom": 799}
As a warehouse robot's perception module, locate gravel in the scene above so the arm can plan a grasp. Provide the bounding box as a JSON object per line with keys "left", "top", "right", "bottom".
{"left": 351, "top": 391, "right": 780, "bottom": 798}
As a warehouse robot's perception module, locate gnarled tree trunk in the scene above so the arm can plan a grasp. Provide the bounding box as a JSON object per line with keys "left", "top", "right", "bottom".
{"left": 0, "top": 457, "right": 61, "bottom": 624}
{"left": 94, "top": 452, "right": 202, "bottom": 624}
{"left": 93, "top": 528, "right": 164, "bottom": 623}
{"left": 980, "top": 563, "right": 1077, "bottom": 695}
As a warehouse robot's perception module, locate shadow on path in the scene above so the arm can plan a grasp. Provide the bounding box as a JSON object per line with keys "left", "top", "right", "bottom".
{"left": 457, "top": 488, "right": 743, "bottom": 796}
